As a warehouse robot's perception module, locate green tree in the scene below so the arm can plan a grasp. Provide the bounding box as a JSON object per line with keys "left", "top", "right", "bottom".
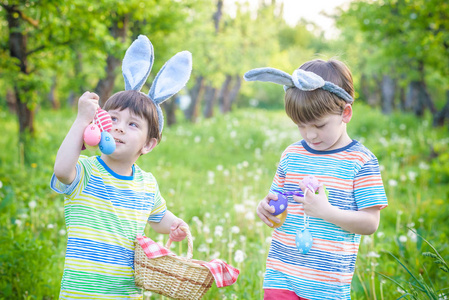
{"left": 337, "top": 0, "right": 449, "bottom": 124}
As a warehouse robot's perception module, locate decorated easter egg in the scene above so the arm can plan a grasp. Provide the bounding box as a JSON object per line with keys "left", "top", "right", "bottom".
{"left": 99, "top": 131, "right": 116, "bottom": 155}
{"left": 269, "top": 210, "right": 288, "bottom": 228}
{"left": 269, "top": 193, "right": 288, "bottom": 215}
{"left": 83, "top": 123, "right": 101, "bottom": 146}
{"left": 94, "top": 108, "right": 113, "bottom": 132}
{"left": 295, "top": 228, "right": 313, "bottom": 254}
{"left": 302, "top": 175, "right": 321, "bottom": 192}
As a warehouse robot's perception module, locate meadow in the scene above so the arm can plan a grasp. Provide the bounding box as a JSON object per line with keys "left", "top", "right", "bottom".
{"left": 0, "top": 103, "right": 448, "bottom": 299}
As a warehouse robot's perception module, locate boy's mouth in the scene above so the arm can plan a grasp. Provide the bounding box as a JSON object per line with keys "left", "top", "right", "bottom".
{"left": 114, "top": 138, "right": 124, "bottom": 144}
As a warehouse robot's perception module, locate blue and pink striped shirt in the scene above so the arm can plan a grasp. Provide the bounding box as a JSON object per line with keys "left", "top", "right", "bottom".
{"left": 264, "top": 140, "right": 387, "bottom": 299}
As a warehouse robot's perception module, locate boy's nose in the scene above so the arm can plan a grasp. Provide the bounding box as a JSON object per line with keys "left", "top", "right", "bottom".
{"left": 307, "top": 130, "right": 317, "bottom": 140}
{"left": 114, "top": 126, "right": 125, "bottom": 134}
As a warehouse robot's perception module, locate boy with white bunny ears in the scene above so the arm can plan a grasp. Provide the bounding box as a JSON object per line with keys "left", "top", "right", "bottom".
{"left": 245, "top": 59, "right": 388, "bottom": 300}
{"left": 51, "top": 35, "right": 192, "bottom": 299}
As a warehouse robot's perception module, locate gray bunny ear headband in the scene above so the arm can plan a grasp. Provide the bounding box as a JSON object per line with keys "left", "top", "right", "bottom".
{"left": 122, "top": 35, "right": 193, "bottom": 133}
{"left": 243, "top": 67, "right": 353, "bottom": 104}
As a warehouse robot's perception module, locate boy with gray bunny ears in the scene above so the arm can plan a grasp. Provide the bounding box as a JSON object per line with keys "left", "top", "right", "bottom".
{"left": 51, "top": 35, "right": 192, "bottom": 299}
{"left": 245, "top": 59, "right": 387, "bottom": 300}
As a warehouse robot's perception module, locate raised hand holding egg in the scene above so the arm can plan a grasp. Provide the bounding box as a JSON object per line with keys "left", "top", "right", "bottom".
{"left": 82, "top": 108, "right": 115, "bottom": 155}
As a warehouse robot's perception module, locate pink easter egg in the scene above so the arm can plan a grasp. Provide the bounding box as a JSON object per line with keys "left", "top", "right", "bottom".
{"left": 83, "top": 123, "right": 101, "bottom": 146}
{"left": 94, "top": 108, "right": 113, "bottom": 132}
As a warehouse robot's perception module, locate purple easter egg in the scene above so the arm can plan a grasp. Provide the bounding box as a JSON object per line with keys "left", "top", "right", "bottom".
{"left": 269, "top": 193, "right": 288, "bottom": 215}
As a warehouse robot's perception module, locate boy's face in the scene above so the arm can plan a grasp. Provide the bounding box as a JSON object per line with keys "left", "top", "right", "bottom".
{"left": 297, "top": 105, "right": 352, "bottom": 152}
{"left": 107, "top": 108, "right": 156, "bottom": 160}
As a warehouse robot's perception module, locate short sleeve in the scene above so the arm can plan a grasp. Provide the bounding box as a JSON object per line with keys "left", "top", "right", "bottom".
{"left": 269, "top": 151, "right": 287, "bottom": 194}
{"left": 50, "top": 164, "right": 82, "bottom": 196}
{"left": 147, "top": 181, "right": 167, "bottom": 223}
{"left": 353, "top": 157, "right": 388, "bottom": 210}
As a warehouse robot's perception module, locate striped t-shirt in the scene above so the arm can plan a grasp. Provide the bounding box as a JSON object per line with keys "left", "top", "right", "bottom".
{"left": 50, "top": 156, "right": 166, "bottom": 299}
{"left": 264, "top": 140, "right": 387, "bottom": 300}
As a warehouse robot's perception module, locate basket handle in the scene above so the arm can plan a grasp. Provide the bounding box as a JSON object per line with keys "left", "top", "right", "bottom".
{"left": 165, "top": 226, "right": 193, "bottom": 260}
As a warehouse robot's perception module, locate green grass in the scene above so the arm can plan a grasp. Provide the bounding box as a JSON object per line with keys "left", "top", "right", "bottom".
{"left": 0, "top": 103, "right": 448, "bottom": 299}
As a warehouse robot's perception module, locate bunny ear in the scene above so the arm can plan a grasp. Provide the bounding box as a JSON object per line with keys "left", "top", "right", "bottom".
{"left": 122, "top": 35, "right": 154, "bottom": 91}
{"left": 148, "top": 51, "right": 192, "bottom": 104}
{"left": 243, "top": 67, "right": 294, "bottom": 87}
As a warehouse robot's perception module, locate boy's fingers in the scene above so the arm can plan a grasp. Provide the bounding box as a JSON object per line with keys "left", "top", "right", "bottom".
{"left": 293, "top": 195, "right": 304, "bottom": 203}
{"left": 267, "top": 193, "right": 278, "bottom": 201}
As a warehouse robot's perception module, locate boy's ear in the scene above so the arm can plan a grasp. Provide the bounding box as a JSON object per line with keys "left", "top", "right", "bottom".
{"left": 141, "top": 138, "right": 158, "bottom": 155}
{"left": 342, "top": 104, "right": 353, "bottom": 123}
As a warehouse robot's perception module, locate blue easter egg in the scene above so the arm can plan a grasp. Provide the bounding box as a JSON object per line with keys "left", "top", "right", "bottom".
{"left": 269, "top": 193, "right": 288, "bottom": 215}
{"left": 99, "top": 131, "right": 116, "bottom": 155}
{"left": 295, "top": 228, "right": 313, "bottom": 254}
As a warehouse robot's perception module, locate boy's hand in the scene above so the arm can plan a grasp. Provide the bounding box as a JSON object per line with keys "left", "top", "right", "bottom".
{"left": 294, "top": 183, "right": 332, "bottom": 219}
{"left": 257, "top": 193, "right": 279, "bottom": 227}
{"left": 169, "top": 218, "right": 188, "bottom": 241}
{"left": 77, "top": 91, "right": 100, "bottom": 125}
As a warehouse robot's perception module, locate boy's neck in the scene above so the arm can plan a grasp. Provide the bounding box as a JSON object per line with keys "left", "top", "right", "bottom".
{"left": 100, "top": 155, "right": 135, "bottom": 177}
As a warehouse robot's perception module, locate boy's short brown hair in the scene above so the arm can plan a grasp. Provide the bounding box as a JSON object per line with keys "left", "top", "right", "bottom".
{"left": 103, "top": 90, "right": 161, "bottom": 143}
{"left": 285, "top": 59, "right": 354, "bottom": 125}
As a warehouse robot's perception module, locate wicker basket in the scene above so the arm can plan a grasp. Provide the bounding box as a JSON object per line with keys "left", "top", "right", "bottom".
{"left": 134, "top": 227, "right": 214, "bottom": 300}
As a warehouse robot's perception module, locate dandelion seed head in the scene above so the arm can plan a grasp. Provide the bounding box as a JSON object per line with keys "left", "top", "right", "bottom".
{"left": 399, "top": 235, "right": 407, "bottom": 243}
{"left": 388, "top": 179, "right": 398, "bottom": 187}
{"left": 29, "top": 200, "right": 37, "bottom": 209}
{"left": 244, "top": 211, "right": 255, "bottom": 220}
{"left": 366, "top": 251, "right": 380, "bottom": 258}
{"left": 363, "top": 235, "right": 373, "bottom": 244}
{"left": 231, "top": 226, "right": 240, "bottom": 234}
{"left": 234, "top": 250, "right": 245, "bottom": 263}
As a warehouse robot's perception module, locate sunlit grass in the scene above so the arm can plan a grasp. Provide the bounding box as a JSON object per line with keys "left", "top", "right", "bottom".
{"left": 0, "top": 104, "right": 448, "bottom": 299}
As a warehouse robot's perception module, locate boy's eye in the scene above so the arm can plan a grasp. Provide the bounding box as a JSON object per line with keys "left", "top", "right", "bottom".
{"left": 129, "top": 122, "right": 138, "bottom": 128}
{"left": 111, "top": 117, "right": 117, "bottom": 122}
{"left": 315, "top": 124, "right": 326, "bottom": 129}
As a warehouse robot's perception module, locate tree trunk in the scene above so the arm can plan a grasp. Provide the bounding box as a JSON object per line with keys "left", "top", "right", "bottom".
{"left": 218, "top": 75, "right": 232, "bottom": 113}
{"left": 367, "top": 75, "right": 381, "bottom": 106}
{"left": 48, "top": 76, "right": 59, "bottom": 109}
{"left": 398, "top": 85, "right": 406, "bottom": 111}
{"left": 433, "top": 90, "right": 449, "bottom": 128}
{"left": 405, "top": 81, "right": 419, "bottom": 113}
{"left": 185, "top": 76, "right": 205, "bottom": 122}
{"left": 221, "top": 75, "right": 241, "bottom": 113}
{"left": 360, "top": 73, "right": 370, "bottom": 103}
{"left": 381, "top": 75, "right": 395, "bottom": 114}
{"left": 161, "top": 96, "right": 177, "bottom": 127}
{"left": 6, "top": 90, "right": 16, "bottom": 113}
{"left": 6, "top": 4, "right": 35, "bottom": 136}
{"left": 96, "top": 15, "right": 128, "bottom": 107}
{"left": 203, "top": 85, "right": 218, "bottom": 118}
{"left": 406, "top": 80, "right": 436, "bottom": 117}
{"left": 213, "top": 0, "right": 223, "bottom": 33}
{"left": 228, "top": 75, "right": 241, "bottom": 110}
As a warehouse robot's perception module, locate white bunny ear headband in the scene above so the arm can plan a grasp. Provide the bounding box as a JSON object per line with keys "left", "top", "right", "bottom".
{"left": 243, "top": 67, "right": 354, "bottom": 104}
{"left": 122, "top": 35, "right": 192, "bottom": 133}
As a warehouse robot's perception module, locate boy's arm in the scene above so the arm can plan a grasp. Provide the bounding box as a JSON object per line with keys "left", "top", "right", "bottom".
{"left": 294, "top": 186, "right": 381, "bottom": 235}
{"left": 149, "top": 210, "right": 188, "bottom": 241}
{"left": 54, "top": 92, "right": 99, "bottom": 185}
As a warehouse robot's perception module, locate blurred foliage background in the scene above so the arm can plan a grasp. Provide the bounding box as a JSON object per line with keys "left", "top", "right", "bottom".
{"left": 1, "top": 0, "right": 448, "bottom": 299}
